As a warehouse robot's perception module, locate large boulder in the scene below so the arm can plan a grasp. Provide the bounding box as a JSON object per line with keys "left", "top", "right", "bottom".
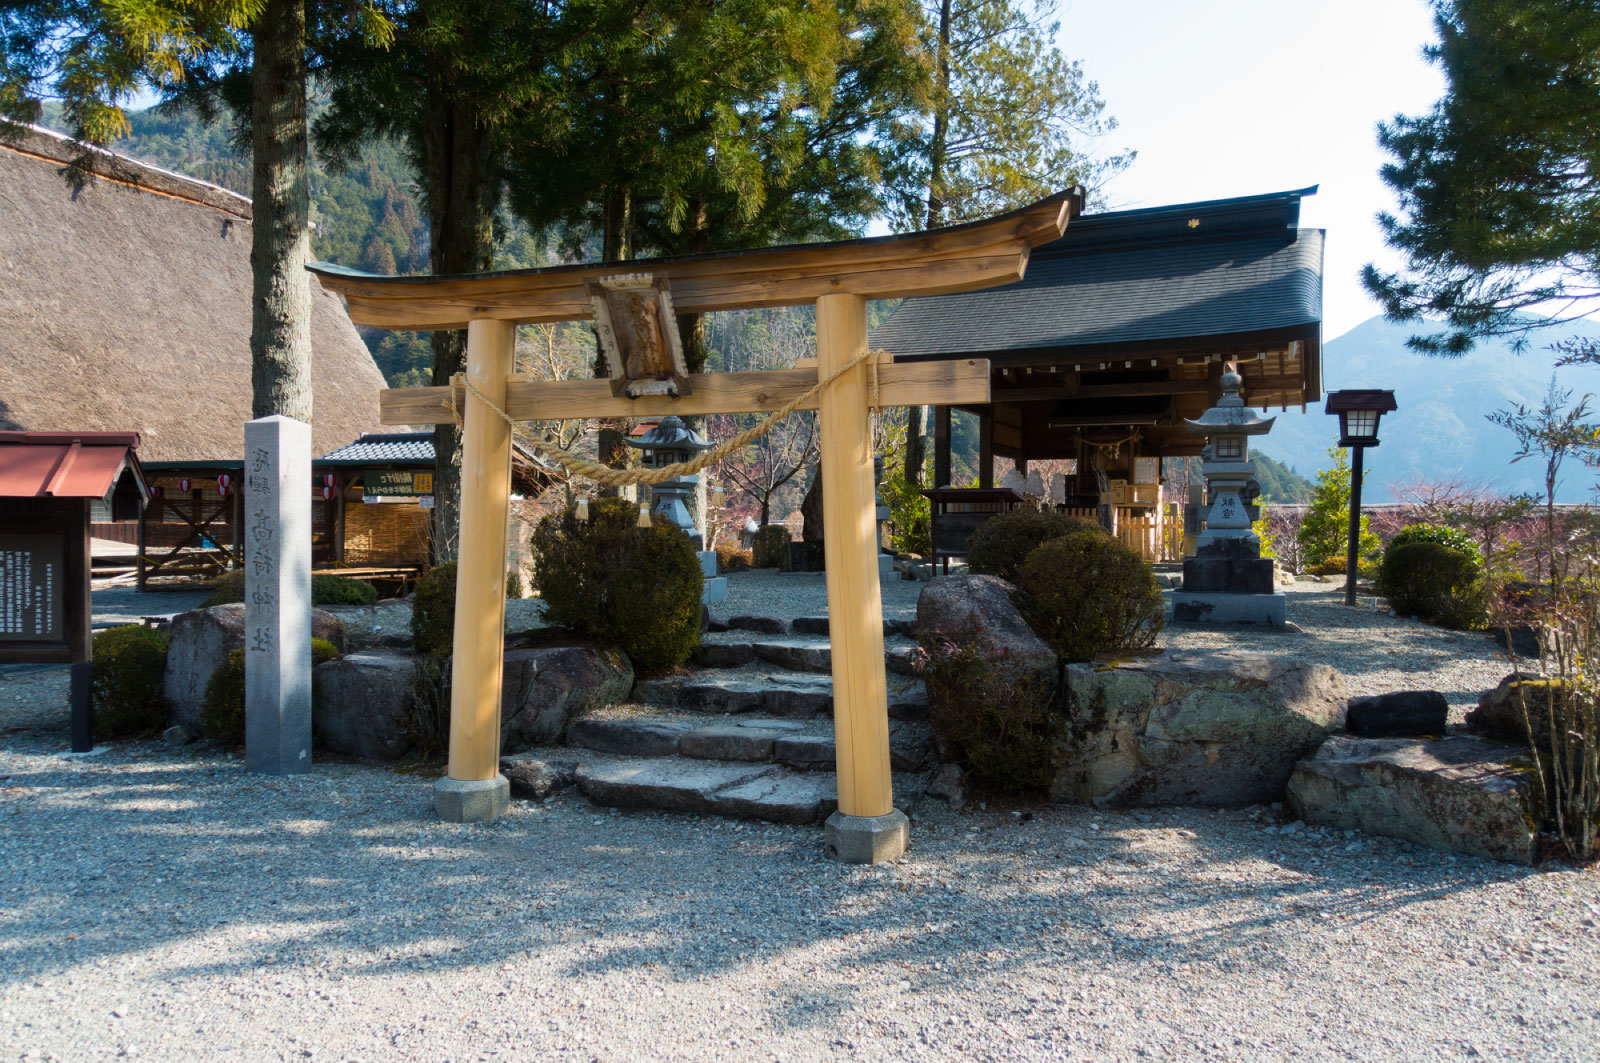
{"left": 915, "top": 575, "right": 1060, "bottom": 780}
{"left": 313, "top": 650, "right": 418, "bottom": 761}
{"left": 1467, "top": 672, "right": 1565, "bottom": 745}
{"left": 319, "top": 600, "right": 413, "bottom": 650}
{"left": 1287, "top": 735, "right": 1538, "bottom": 865}
{"left": 499, "top": 646, "right": 634, "bottom": 753}
{"left": 1346, "top": 690, "right": 1448, "bottom": 738}
{"left": 162, "top": 604, "right": 345, "bottom": 733}
{"left": 1054, "top": 650, "right": 1346, "bottom": 807}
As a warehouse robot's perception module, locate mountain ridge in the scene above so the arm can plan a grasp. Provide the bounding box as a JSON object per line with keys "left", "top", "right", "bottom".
{"left": 1253, "top": 314, "right": 1600, "bottom": 503}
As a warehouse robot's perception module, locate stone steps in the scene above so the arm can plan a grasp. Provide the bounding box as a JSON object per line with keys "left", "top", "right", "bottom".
{"left": 693, "top": 633, "right": 923, "bottom": 677}
{"left": 632, "top": 664, "right": 928, "bottom": 720}
{"left": 496, "top": 751, "right": 840, "bottom": 824}
{"left": 722, "top": 614, "right": 918, "bottom": 639}
{"left": 563, "top": 710, "right": 934, "bottom": 772}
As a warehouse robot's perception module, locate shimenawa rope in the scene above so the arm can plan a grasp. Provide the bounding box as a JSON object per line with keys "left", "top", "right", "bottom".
{"left": 447, "top": 348, "right": 882, "bottom": 486}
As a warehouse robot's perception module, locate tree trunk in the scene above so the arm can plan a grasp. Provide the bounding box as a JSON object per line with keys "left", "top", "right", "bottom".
{"left": 422, "top": 95, "right": 498, "bottom": 565}
{"left": 249, "top": 0, "right": 313, "bottom": 423}
{"left": 602, "top": 185, "right": 632, "bottom": 262}
{"left": 904, "top": 0, "right": 952, "bottom": 488}
{"left": 925, "top": 0, "right": 954, "bottom": 230}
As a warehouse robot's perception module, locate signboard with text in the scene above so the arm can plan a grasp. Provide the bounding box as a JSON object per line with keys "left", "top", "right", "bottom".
{"left": 0, "top": 532, "right": 65, "bottom": 644}
{"left": 366, "top": 470, "right": 432, "bottom": 497}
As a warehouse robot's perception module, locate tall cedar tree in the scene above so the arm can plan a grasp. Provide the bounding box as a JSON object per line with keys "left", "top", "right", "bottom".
{"left": 317, "top": 0, "right": 601, "bottom": 562}
{"left": 888, "top": 0, "right": 1130, "bottom": 483}
{"left": 1364, "top": 0, "right": 1600, "bottom": 355}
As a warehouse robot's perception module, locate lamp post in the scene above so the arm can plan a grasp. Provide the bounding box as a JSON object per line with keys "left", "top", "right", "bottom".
{"left": 1324, "top": 390, "right": 1397, "bottom": 606}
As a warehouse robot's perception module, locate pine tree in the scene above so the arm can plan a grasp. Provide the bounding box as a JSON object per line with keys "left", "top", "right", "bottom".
{"left": 1297, "top": 448, "right": 1382, "bottom": 572}
{"left": 1363, "top": 0, "right": 1600, "bottom": 355}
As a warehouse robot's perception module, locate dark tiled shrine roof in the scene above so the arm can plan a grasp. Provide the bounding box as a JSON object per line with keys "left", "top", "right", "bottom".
{"left": 871, "top": 187, "right": 1322, "bottom": 360}
{"left": 318, "top": 432, "right": 434, "bottom": 465}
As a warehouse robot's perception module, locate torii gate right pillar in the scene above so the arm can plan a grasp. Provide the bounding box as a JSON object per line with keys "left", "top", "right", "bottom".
{"left": 816, "top": 293, "right": 908, "bottom": 861}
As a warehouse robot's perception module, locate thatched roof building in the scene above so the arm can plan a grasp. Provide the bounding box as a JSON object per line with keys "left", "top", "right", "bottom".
{"left": 0, "top": 125, "right": 386, "bottom": 461}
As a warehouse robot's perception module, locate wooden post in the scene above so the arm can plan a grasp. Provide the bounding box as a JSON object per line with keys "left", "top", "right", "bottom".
{"left": 437, "top": 318, "right": 516, "bottom": 822}
{"left": 135, "top": 493, "right": 148, "bottom": 590}
{"left": 934, "top": 406, "right": 951, "bottom": 487}
{"left": 978, "top": 411, "right": 994, "bottom": 488}
{"left": 816, "top": 294, "right": 905, "bottom": 861}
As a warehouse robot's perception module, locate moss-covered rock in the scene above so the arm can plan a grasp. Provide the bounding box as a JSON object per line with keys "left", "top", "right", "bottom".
{"left": 1054, "top": 650, "right": 1346, "bottom": 806}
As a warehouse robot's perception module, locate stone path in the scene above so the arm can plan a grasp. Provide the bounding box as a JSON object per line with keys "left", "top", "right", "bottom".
{"left": 506, "top": 619, "right": 934, "bottom": 824}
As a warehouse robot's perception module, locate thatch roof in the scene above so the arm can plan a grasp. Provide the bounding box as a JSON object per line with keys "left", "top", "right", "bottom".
{"left": 0, "top": 125, "right": 387, "bottom": 462}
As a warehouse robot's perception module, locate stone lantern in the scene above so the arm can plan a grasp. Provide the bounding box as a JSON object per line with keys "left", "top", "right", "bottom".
{"left": 625, "top": 415, "right": 726, "bottom": 604}
{"left": 1170, "top": 366, "right": 1285, "bottom": 626}
{"left": 627, "top": 415, "right": 712, "bottom": 548}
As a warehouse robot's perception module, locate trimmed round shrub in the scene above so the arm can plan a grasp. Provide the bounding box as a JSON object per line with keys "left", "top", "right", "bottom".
{"left": 750, "top": 524, "right": 792, "bottom": 569}
{"left": 1387, "top": 522, "right": 1483, "bottom": 569}
{"left": 506, "top": 570, "right": 526, "bottom": 600}
{"left": 966, "top": 509, "right": 1104, "bottom": 585}
{"left": 715, "top": 544, "right": 753, "bottom": 572}
{"left": 201, "top": 569, "right": 378, "bottom": 608}
{"left": 90, "top": 625, "right": 170, "bottom": 737}
{"left": 1014, "top": 531, "right": 1165, "bottom": 662}
{"left": 532, "top": 497, "right": 704, "bottom": 673}
{"left": 1379, "top": 541, "right": 1487, "bottom": 629}
{"left": 200, "top": 570, "right": 246, "bottom": 608}
{"left": 202, "top": 638, "right": 340, "bottom": 746}
{"left": 310, "top": 574, "right": 380, "bottom": 606}
{"left": 411, "top": 562, "right": 457, "bottom": 657}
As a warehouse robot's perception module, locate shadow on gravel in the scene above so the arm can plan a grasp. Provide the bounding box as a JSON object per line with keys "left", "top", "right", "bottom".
{"left": 0, "top": 743, "right": 1540, "bottom": 1014}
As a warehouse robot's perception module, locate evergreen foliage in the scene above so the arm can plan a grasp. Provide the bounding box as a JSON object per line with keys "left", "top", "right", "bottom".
{"left": 531, "top": 498, "right": 704, "bottom": 674}
{"left": 1251, "top": 452, "right": 1314, "bottom": 503}
{"left": 202, "top": 638, "right": 339, "bottom": 746}
{"left": 965, "top": 508, "right": 1101, "bottom": 584}
{"left": 1364, "top": 0, "right": 1600, "bottom": 355}
{"left": 886, "top": 0, "right": 1131, "bottom": 229}
{"left": 410, "top": 562, "right": 458, "bottom": 658}
{"left": 1297, "top": 448, "right": 1382, "bottom": 571}
{"left": 1380, "top": 542, "right": 1487, "bottom": 629}
{"left": 750, "top": 524, "right": 792, "bottom": 569}
{"left": 1388, "top": 522, "right": 1485, "bottom": 568}
{"left": 201, "top": 570, "right": 378, "bottom": 609}
{"left": 1014, "top": 531, "right": 1164, "bottom": 662}
{"left": 90, "top": 625, "right": 170, "bottom": 737}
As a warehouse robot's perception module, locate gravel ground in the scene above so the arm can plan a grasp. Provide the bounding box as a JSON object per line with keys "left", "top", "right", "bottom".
{"left": 2, "top": 580, "right": 1597, "bottom": 1062}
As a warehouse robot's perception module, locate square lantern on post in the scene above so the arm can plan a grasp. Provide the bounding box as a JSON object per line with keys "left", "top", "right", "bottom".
{"left": 1324, "top": 389, "right": 1397, "bottom": 606}
{"left": 1326, "top": 390, "right": 1397, "bottom": 448}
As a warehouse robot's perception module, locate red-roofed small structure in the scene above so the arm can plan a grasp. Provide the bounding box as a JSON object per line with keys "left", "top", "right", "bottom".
{"left": 1, "top": 430, "right": 149, "bottom": 751}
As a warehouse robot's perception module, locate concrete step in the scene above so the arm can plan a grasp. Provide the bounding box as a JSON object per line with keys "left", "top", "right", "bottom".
{"left": 564, "top": 709, "right": 934, "bottom": 771}
{"left": 632, "top": 664, "right": 929, "bottom": 721}
{"left": 693, "top": 633, "right": 924, "bottom": 677}
{"left": 576, "top": 756, "right": 838, "bottom": 824}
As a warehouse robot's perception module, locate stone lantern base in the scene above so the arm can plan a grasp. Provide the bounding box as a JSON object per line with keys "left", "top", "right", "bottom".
{"left": 1170, "top": 590, "right": 1286, "bottom": 627}
{"left": 1182, "top": 535, "right": 1275, "bottom": 595}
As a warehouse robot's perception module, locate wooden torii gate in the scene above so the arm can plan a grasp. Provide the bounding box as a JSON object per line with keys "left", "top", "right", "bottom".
{"left": 309, "top": 189, "right": 1078, "bottom": 862}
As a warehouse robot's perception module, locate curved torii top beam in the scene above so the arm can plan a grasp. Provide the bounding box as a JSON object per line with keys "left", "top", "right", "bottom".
{"left": 308, "top": 189, "right": 1081, "bottom": 331}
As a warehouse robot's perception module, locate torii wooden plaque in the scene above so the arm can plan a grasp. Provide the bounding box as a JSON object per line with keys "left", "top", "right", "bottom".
{"left": 309, "top": 188, "right": 1079, "bottom": 861}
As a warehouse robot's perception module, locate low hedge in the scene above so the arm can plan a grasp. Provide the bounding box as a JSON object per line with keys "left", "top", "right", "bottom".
{"left": 91, "top": 625, "right": 169, "bottom": 737}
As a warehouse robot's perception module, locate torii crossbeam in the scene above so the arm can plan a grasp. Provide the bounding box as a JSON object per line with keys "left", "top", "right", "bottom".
{"left": 310, "top": 188, "right": 1080, "bottom": 862}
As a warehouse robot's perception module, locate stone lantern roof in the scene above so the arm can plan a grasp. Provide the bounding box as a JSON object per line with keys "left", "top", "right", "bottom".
{"left": 626, "top": 415, "right": 712, "bottom": 455}
{"left": 1183, "top": 369, "right": 1276, "bottom": 437}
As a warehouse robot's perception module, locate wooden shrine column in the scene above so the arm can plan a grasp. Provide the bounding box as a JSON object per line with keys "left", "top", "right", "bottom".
{"left": 978, "top": 411, "right": 995, "bottom": 488}
{"left": 817, "top": 294, "right": 905, "bottom": 859}
{"left": 933, "top": 406, "right": 952, "bottom": 487}
{"left": 437, "top": 318, "right": 517, "bottom": 821}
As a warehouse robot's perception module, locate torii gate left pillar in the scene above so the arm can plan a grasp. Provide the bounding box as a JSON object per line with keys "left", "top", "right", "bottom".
{"left": 309, "top": 187, "right": 1078, "bottom": 861}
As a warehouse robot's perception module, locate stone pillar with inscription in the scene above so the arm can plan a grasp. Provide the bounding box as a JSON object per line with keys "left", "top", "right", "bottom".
{"left": 243, "top": 416, "right": 313, "bottom": 774}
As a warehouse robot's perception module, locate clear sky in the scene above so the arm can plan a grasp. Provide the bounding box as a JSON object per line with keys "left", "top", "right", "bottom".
{"left": 1058, "top": 0, "right": 1447, "bottom": 341}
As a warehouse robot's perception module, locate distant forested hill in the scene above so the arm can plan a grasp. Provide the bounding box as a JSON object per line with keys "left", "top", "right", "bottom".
{"left": 1251, "top": 452, "right": 1313, "bottom": 503}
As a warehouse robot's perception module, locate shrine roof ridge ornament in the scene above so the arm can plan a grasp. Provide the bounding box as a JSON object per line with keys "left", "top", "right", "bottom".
{"left": 307, "top": 188, "right": 1082, "bottom": 332}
